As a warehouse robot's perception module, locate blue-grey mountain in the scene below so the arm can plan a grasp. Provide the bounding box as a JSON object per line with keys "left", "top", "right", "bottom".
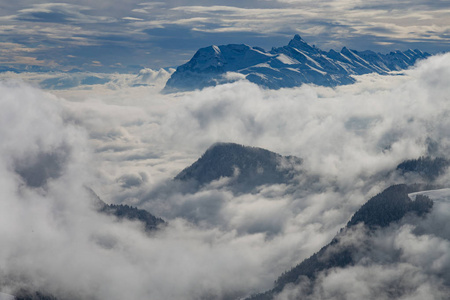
{"left": 164, "top": 34, "right": 430, "bottom": 92}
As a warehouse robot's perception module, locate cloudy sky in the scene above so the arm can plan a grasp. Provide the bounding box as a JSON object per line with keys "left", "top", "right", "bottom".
{"left": 1, "top": 1, "right": 450, "bottom": 299}
{"left": 0, "top": 0, "right": 449, "bottom": 72}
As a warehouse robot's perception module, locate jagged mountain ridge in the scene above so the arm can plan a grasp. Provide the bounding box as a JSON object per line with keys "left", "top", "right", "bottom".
{"left": 164, "top": 34, "right": 430, "bottom": 92}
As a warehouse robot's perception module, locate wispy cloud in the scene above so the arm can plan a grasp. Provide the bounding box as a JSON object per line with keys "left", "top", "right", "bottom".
{"left": 0, "top": 1, "right": 448, "bottom": 71}
{"left": 15, "top": 3, "right": 116, "bottom": 24}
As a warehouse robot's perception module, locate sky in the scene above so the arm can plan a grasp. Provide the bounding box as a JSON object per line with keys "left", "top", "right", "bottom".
{"left": 0, "top": 0, "right": 449, "bottom": 72}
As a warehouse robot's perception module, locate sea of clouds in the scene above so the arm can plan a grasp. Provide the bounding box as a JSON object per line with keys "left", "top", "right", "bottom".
{"left": 0, "top": 53, "right": 450, "bottom": 299}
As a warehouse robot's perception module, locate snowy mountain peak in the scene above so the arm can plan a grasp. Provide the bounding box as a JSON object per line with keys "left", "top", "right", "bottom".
{"left": 288, "top": 34, "right": 315, "bottom": 52}
{"left": 185, "top": 45, "right": 226, "bottom": 72}
{"left": 341, "top": 46, "right": 350, "bottom": 53}
{"left": 163, "top": 34, "right": 430, "bottom": 93}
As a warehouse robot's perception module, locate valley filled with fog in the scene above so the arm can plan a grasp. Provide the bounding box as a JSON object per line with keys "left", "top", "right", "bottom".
{"left": 1, "top": 53, "right": 450, "bottom": 299}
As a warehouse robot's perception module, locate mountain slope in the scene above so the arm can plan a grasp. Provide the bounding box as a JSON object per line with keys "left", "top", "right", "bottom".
{"left": 164, "top": 34, "right": 430, "bottom": 92}
{"left": 88, "top": 188, "right": 166, "bottom": 232}
{"left": 396, "top": 156, "right": 450, "bottom": 181}
{"left": 249, "top": 184, "right": 434, "bottom": 299}
{"left": 99, "top": 203, "right": 166, "bottom": 232}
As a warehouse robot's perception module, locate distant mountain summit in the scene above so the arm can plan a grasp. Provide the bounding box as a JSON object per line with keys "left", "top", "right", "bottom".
{"left": 164, "top": 34, "right": 430, "bottom": 92}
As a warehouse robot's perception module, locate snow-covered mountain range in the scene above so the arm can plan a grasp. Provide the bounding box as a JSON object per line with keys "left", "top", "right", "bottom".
{"left": 164, "top": 34, "right": 430, "bottom": 92}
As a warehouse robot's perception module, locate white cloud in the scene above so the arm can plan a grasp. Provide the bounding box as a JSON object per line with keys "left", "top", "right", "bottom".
{"left": 1, "top": 53, "right": 450, "bottom": 299}
{"left": 275, "top": 204, "right": 450, "bottom": 299}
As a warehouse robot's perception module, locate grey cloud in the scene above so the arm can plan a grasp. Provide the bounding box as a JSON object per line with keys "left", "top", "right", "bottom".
{"left": 15, "top": 3, "right": 115, "bottom": 24}
{"left": 276, "top": 264, "right": 450, "bottom": 300}
{"left": 39, "top": 74, "right": 110, "bottom": 90}
{"left": 15, "top": 146, "right": 69, "bottom": 188}
{"left": 352, "top": 0, "right": 450, "bottom": 11}
{"left": 117, "top": 172, "right": 148, "bottom": 188}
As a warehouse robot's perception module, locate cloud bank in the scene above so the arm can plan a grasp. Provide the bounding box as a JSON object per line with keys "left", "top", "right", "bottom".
{"left": 0, "top": 54, "right": 450, "bottom": 299}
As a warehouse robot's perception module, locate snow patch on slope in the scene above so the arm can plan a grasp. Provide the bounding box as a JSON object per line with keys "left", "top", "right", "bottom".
{"left": 409, "top": 188, "right": 450, "bottom": 203}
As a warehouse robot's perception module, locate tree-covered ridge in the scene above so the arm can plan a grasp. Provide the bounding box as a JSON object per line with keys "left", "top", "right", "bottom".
{"left": 99, "top": 203, "right": 166, "bottom": 232}
{"left": 271, "top": 240, "right": 354, "bottom": 294}
{"left": 86, "top": 187, "right": 166, "bottom": 232}
{"left": 347, "top": 184, "right": 433, "bottom": 229}
{"left": 249, "top": 184, "right": 434, "bottom": 299}
{"left": 396, "top": 156, "right": 449, "bottom": 180}
{"left": 175, "top": 142, "right": 301, "bottom": 191}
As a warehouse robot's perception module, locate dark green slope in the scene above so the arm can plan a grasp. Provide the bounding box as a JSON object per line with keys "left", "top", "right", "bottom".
{"left": 175, "top": 142, "right": 302, "bottom": 192}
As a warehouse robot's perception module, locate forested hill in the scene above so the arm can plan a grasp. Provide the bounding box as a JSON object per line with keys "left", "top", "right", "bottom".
{"left": 396, "top": 156, "right": 450, "bottom": 181}
{"left": 174, "top": 142, "right": 302, "bottom": 192}
{"left": 99, "top": 203, "right": 166, "bottom": 232}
